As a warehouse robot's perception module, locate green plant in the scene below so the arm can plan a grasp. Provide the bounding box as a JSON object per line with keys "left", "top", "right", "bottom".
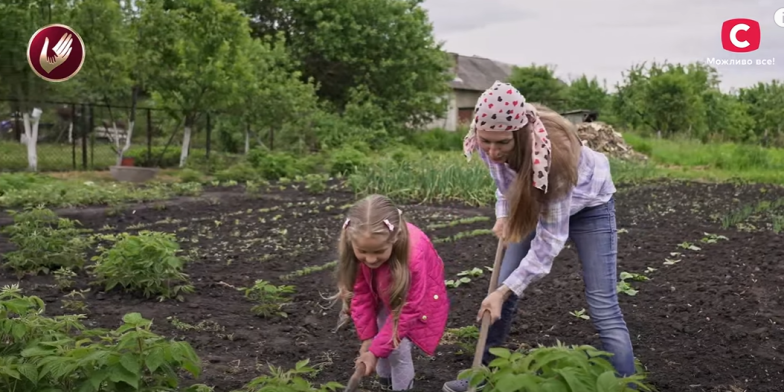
{"left": 238, "top": 280, "right": 295, "bottom": 318}
{"left": 616, "top": 271, "right": 647, "bottom": 296}
{"left": 0, "top": 285, "right": 207, "bottom": 391}
{"left": 214, "top": 162, "right": 261, "bottom": 183}
{"left": 443, "top": 325, "right": 479, "bottom": 354}
{"left": 53, "top": 268, "right": 77, "bottom": 290}
{"left": 304, "top": 174, "right": 328, "bottom": 194}
{"left": 178, "top": 168, "right": 205, "bottom": 183}
{"left": 460, "top": 343, "right": 654, "bottom": 391}
{"left": 247, "top": 150, "right": 303, "bottom": 180}
{"left": 0, "top": 207, "right": 93, "bottom": 276}
{"left": 231, "top": 359, "right": 342, "bottom": 392}
{"left": 90, "top": 231, "right": 195, "bottom": 301}
{"left": 328, "top": 146, "right": 366, "bottom": 176}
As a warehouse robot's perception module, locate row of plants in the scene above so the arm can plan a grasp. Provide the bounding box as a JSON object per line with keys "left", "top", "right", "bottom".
{"left": 0, "top": 172, "right": 203, "bottom": 209}
{"left": 0, "top": 284, "right": 654, "bottom": 392}
{"left": 0, "top": 285, "right": 344, "bottom": 392}
{"left": 1, "top": 208, "right": 294, "bottom": 312}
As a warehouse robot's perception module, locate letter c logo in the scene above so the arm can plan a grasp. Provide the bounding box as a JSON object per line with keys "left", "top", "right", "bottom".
{"left": 729, "top": 23, "right": 750, "bottom": 48}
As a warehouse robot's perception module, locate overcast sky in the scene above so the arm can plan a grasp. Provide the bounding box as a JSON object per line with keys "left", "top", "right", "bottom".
{"left": 422, "top": 0, "right": 783, "bottom": 92}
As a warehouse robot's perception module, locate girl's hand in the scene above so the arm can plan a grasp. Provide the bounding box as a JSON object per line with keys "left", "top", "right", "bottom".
{"left": 492, "top": 218, "right": 508, "bottom": 242}
{"left": 355, "top": 351, "right": 377, "bottom": 376}
{"left": 359, "top": 339, "right": 373, "bottom": 354}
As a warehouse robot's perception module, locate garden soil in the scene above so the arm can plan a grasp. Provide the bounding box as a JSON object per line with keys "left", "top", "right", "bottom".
{"left": 1, "top": 180, "right": 782, "bottom": 391}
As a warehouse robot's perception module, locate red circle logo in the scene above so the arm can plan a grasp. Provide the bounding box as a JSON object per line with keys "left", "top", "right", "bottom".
{"left": 27, "top": 24, "right": 86, "bottom": 82}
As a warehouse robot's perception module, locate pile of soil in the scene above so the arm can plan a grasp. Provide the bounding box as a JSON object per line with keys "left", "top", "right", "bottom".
{"left": 577, "top": 121, "right": 648, "bottom": 161}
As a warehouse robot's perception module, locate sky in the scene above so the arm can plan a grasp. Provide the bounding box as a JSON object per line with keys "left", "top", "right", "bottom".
{"left": 421, "top": 0, "right": 783, "bottom": 92}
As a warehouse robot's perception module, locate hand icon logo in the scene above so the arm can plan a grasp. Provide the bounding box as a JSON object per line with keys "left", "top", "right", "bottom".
{"left": 27, "top": 24, "right": 85, "bottom": 82}
{"left": 39, "top": 33, "right": 73, "bottom": 74}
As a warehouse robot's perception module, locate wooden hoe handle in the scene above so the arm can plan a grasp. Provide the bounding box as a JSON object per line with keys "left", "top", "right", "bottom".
{"left": 468, "top": 239, "right": 506, "bottom": 392}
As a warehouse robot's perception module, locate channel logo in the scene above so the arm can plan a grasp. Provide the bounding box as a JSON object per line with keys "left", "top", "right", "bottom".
{"left": 721, "top": 19, "right": 761, "bottom": 53}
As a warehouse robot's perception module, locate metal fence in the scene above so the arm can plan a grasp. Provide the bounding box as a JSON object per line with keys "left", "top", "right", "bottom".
{"left": 0, "top": 99, "right": 250, "bottom": 172}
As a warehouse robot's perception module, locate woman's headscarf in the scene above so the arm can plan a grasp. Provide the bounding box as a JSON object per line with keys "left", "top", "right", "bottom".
{"left": 462, "top": 81, "right": 552, "bottom": 193}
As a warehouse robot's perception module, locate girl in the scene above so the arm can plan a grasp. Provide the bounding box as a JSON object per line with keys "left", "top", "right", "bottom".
{"left": 333, "top": 194, "right": 449, "bottom": 391}
{"left": 442, "top": 81, "right": 636, "bottom": 392}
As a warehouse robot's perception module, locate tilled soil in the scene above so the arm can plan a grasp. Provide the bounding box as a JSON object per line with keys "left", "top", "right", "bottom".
{"left": 1, "top": 180, "right": 783, "bottom": 391}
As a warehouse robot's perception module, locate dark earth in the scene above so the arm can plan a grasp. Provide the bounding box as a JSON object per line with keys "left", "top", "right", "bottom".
{"left": 1, "top": 179, "right": 783, "bottom": 391}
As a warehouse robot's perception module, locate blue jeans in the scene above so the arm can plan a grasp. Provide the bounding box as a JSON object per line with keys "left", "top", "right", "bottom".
{"left": 482, "top": 197, "right": 636, "bottom": 377}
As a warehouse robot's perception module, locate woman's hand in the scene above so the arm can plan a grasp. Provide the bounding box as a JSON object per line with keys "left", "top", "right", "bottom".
{"left": 477, "top": 286, "right": 512, "bottom": 323}
{"left": 355, "top": 351, "right": 377, "bottom": 376}
{"left": 492, "top": 217, "right": 508, "bottom": 243}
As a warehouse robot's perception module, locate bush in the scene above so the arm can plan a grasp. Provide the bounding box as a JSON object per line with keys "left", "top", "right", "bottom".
{"left": 247, "top": 150, "right": 304, "bottom": 180}
{"left": 407, "top": 128, "right": 466, "bottom": 151}
{"left": 328, "top": 146, "right": 367, "bottom": 176}
{"left": 186, "top": 152, "right": 243, "bottom": 174}
{"left": 178, "top": 168, "right": 205, "bottom": 183}
{"left": 214, "top": 162, "right": 261, "bottom": 183}
{"left": 90, "top": 231, "right": 194, "bottom": 301}
{"left": 125, "top": 146, "right": 182, "bottom": 168}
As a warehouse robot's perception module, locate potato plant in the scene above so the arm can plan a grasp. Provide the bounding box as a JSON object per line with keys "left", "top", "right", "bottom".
{"left": 0, "top": 285, "right": 209, "bottom": 392}
{"left": 90, "top": 231, "right": 195, "bottom": 301}
{"left": 0, "top": 207, "right": 93, "bottom": 276}
{"left": 460, "top": 343, "right": 654, "bottom": 392}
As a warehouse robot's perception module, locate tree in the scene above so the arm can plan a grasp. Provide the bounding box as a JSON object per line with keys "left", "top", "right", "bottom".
{"left": 235, "top": 35, "right": 319, "bottom": 153}
{"left": 232, "top": 0, "right": 453, "bottom": 128}
{"left": 567, "top": 75, "right": 608, "bottom": 113}
{"left": 137, "top": 0, "right": 254, "bottom": 167}
{"left": 67, "top": 0, "right": 139, "bottom": 165}
{"left": 0, "top": 0, "right": 70, "bottom": 171}
{"left": 506, "top": 64, "right": 568, "bottom": 111}
{"left": 738, "top": 81, "right": 784, "bottom": 144}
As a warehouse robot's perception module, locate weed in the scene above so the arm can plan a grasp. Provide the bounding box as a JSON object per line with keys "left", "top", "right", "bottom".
{"left": 239, "top": 359, "right": 342, "bottom": 391}
{"left": 569, "top": 308, "right": 590, "bottom": 320}
{"left": 442, "top": 325, "right": 479, "bottom": 354}
{"left": 239, "top": 280, "right": 295, "bottom": 318}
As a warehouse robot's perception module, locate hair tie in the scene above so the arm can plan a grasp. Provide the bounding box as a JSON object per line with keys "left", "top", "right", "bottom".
{"left": 462, "top": 80, "right": 551, "bottom": 193}
{"left": 342, "top": 218, "right": 350, "bottom": 230}
{"left": 382, "top": 219, "right": 394, "bottom": 231}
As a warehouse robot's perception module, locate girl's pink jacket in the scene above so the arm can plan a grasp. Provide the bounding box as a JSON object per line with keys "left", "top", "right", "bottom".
{"left": 351, "top": 222, "right": 450, "bottom": 359}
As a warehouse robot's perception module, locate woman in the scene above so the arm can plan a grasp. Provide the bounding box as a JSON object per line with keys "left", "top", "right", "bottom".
{"left": 442, "top": 81, "right": 636, "bottom": 392}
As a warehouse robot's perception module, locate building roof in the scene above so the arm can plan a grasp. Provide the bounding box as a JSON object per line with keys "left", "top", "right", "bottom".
{"left": 449, "top": 52, "right": 516, "bottom": 91}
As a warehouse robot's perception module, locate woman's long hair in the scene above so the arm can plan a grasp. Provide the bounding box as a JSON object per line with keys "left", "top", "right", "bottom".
{"left": 332, "top": 194, "right": 410, "bottom": 345}
{"left": 504, "top": 104, "right": 582, "bottom": 242}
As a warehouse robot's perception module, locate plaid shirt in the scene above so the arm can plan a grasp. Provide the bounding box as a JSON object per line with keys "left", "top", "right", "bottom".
{"left": 478, "top": 146, "right": 616, "bottom": 296}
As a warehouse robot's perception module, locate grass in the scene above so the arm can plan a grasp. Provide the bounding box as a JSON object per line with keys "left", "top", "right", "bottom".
{"left": 622, "top": 132, "right": 784, "bottom": 184}
{"left": 3, "top": 131, "right": 784, "bottom": 211}
{"left": 0, "top": 142, "right": 117, "bottom": 172}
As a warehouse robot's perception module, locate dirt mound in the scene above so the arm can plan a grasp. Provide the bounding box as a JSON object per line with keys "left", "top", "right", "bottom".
{"left": 576, "top": 121, "right": 648, "bottom": 161}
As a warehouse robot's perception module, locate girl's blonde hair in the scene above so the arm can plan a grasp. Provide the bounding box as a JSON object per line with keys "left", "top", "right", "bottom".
{"left": 333, "top": 194, "right": 410, "bottom": 345}
{"left": 505, "top": 104, "right": 582, "bottom": 242}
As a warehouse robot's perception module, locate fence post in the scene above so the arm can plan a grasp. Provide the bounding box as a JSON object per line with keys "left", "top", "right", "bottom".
{"left": 89, "top": 104, "right": 95, "bottom": 169}
{"left": 81, "top": 104, "right": 88, "bottom": 170}
{"left": 146, "top": 108, "right": 152, "bottom": 163}
{"left": 71, "top": 103, "right": 76, "bottom": 170}
{"left": 206, "top": 112, "right": 211, "bottom": 159}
